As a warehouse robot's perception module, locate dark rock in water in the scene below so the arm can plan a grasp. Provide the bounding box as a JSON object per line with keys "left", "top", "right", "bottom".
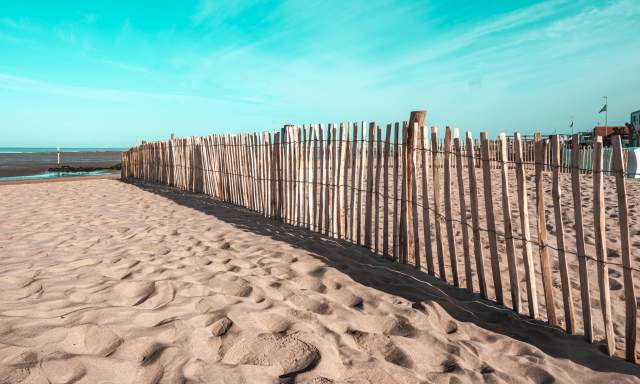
{"left": 48, "top": 163, "right": 121, "bottom": 172}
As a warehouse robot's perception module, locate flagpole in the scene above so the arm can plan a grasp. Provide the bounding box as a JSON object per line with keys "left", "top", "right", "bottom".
{"left": 603, "top": 96, "right": 608, "bottom": 136}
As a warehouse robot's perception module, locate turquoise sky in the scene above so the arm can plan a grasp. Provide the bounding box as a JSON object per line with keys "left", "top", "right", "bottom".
{"left": 1, "top": 0, "right": 639, "bottom": 147}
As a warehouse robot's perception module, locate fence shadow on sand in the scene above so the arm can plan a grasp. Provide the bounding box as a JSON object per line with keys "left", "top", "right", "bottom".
{"left": 128, "top": 179, "right": 640, "bottom": 377}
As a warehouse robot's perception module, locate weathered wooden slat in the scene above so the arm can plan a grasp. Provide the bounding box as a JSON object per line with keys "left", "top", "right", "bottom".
{"left": 480, "top": 132, "right": 503, "bottom": 304}
{"left": 612, "top": 135, "right": 637, "bottom": 363}
{"left": 571, "top": 133, "right": 593, "bottom": 341}
{"left": 534, "top": 139, "right": 557, "bottom": 325}
{"left": 432, "top": 127, "right": 446, "bottom": 280}
{"left": 593, "top": 136, "right": 615, "bottom": 356}
{"left": 406, "top": 111, "right": 425, "bottom": 266}
{"left": 409, "top": 122, "right": 421, "bottom": 268}
{"left": 383, "top": 123, "right": 391, "bottom": 257}
{"left": 514, "top": 133, "right": 538, "bottom": 318}
{"left": 364, "top": 122, "right": 375, "bottom": 249}
{"left": 420, "top": 125, "right": 435, "bottom": 275}
{"left": 466, "top": 132, "right": 487, "bottom": 298}
{"left": 317, "top": 125, "right": 325, "bottom": 232}
{"left": 399, "top": 122, "right": 408, "bottom": 264}
{"left": 499, "top": 133, "right": 520, "bottom": 313}
{"left": 392, "top": 122, "right": 400, "bottom": 262}
{"left": 374, "top": 126, "right": 382, "bottom": 254}
{"left": 454, "top": 131, "right": 472, "bottom": 291}
{"left": 349, "top": 122, "right": 359, "bottom": 241}
{"left": 324, "top": 125, "right": 332, "bottom": 235}
{"left": 443, "top": 127, "right": 459, "bottom": 285}
{"left": 355, "top": 122, "right": 365, "bottom": 244}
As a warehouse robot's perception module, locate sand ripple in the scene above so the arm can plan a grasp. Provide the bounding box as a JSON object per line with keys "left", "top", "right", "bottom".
{"left": 0, "top": 179, "right": 637, "bottom": 383}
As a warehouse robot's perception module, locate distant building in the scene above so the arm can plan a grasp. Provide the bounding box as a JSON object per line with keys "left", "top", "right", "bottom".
{"left": 632, "top": 110, "right": 640, "bottom": 130}
{"left": 593, "top": 126, "right": 629, "bottom": 137}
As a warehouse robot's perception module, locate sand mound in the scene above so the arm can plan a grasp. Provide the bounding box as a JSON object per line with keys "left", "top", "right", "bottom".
{"left": 251, "top": 312, "right": 290, "bottom": 333}
{"left": 210, "top": 316, "right": 233, "bottom": 336}
{"left": 349, "top": 330, "right": 412, "bottom": 368}
{"left": 289, "top": 293, "right": 331, "bottom": 314}
{"left": 113, "top": 337, "right": 162, "bottom": 362}
{"left": 110, "top": 280, "right": 156, "bottom": 306}
{"left": 41, "top": 357, "right": 86, "bottom": 384}
{"left": 223, "top": 333, "right": 319, "bottom": 376}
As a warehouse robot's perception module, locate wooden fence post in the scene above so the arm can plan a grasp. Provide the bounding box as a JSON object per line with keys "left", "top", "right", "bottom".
{"left": 551, "top": 135, "right": 576, "bottom": 334}
{"left": 535, "top": 139, "right": 557, "bottom": 325}
{"left": 355, "top": 122, "right": 365, "bottom": 244}
{"left": 432, "top": 126, "right": 446, "bottom": 280}
{"left": 374, "top": 126, "right": 382, "bottom": 254}
{"left": 349, "top": 122, "right": 358, "bottom": 241}
{"left": 364, "top": 122, "right": 375, "bottom": 249}
{"left": 392, "top": 122, "right": 400, "bottom": 262}
{"left": 466, "top": 132, "right": 486, "bottom": 298}
{"left": 324, "top": 125, "right": 332, "bottom": 235}
{"left": 593, "top": 136, "right": 615, "bottom": 356}
{"left": 341, "top": 123, "right": 349, "bottom": 238}
{"left": 514, "top": 133, "right": 539, "bottom": 319}
{"left": 612, "top": 135, "right": 637, "bottom": 363}
{"left": 383, "top": 124, "right": 392, "bottom": 257}
{"left": 499, "top": 133, "right": 520, "bottom": 313}
{"left": 454, "top": 130, "right": 472, "bottom": 292}
{"left": 421, "top": 125, "right": 435, "bottom": 275}
{"left": 399, "top": 122, "right": 409, "bottom": 264}
{"left": 444, "top": 127, "right": 459, "bottom": 285}
{"left": 571, "top": 133, "right": 593, "bottom": 342}
{"left": 481, "top": 132, "right": 503, "bottom": 305}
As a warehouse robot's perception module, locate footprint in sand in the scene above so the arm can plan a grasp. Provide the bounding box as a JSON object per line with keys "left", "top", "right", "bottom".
{"left": 190, "top": 328, "right": 223, "bottom": 362}
{"left": 75, "top": 356, "right": 164, "bottom": 384}
{"left": 288, "top": 293, "right": 331, "bottom": 314}
{"left": 291, "top": 276, "right": 326, "bottom": 293}
{"left": 0, "top": 274, "right": 43, "bottom": 301}
{"left": 97, "top": 260, "right": 138, "bottom": 280}
{"left": 0, "top": 366, "right": 30, "bottom": 383}
{"left": 110, "top": 280, "right": 156, "bottom": 306}
{"left": 351, "top": 314, "right": 415, "bottom": 337}
{"left": 291, "top": 261, "right": 327, "bottom": 277}
{"left": 136, "top": 281, "right": 175, "bottom": 310}
{"left": 251, "top": 312, "right": 290, "bottom": 333}
{"left": 0, "top": 347, "right": 38, "bottom": 368}
{"left": 112, "top": 337, "right": 162, "bottom": 363}
{"left": 41, "top": 356, "right": 86, "bottom": 384}
{"left": 328, "top": 288, "right": 363, "bottom": 308}
{"left": 223, "top": 333, "right": 319, "bottom": 376}
{"left": 55, "top": 324, "right": 122, "bottom": 357}
{"left": 347, "top": 329, "right": 412, "bottom": 368}
{"left": 207, "top": 278, "right": 253, "bottom": 298}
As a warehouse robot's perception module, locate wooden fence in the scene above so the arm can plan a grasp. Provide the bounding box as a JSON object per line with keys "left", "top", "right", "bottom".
{"left": 121, "top": 111, "right": 638, "bottom": 363}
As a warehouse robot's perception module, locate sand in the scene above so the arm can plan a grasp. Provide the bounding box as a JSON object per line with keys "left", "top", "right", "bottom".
{"left": 0, "top": 178, "right": 639, "bottom": 383}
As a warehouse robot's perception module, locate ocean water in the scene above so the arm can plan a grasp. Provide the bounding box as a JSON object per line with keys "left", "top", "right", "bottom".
{"left": 0, "top": 170, "right": 117, "bottom": 182}
{"left": 0, "top": 147, "right": 127, "bottom": 153}
{"left": 0, "top": 148, "right": 123, "bottom": 181}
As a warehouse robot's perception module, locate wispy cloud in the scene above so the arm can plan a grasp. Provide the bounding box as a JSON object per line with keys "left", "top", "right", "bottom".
{"left": 0, "top": 73, "right": 266, "bottom": 105}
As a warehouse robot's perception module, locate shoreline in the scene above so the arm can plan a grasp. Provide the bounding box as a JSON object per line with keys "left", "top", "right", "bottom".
{"left": 0, "top": 172, "right": 120, "bottom": 186}
{"left": 0, "top": 150, "right": 122, "bottom": 178}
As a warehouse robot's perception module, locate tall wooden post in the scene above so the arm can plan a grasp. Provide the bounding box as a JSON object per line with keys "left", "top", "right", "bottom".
{"left": 404, "top": 110, "right": 426, "bottom": 266}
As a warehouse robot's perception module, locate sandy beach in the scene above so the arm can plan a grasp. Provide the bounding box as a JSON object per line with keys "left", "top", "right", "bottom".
{"left": 0, "top": 178, "right": 638, "bottom": 383}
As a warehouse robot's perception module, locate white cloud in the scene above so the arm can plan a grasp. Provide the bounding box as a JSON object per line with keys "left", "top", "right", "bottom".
{"left": 0, "top": 73, "right": 265, "bottom": 106}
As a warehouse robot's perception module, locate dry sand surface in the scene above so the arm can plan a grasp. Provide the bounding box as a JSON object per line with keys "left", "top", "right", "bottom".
{"left": 1, "top": 178, "right": 639, "bottom": 383}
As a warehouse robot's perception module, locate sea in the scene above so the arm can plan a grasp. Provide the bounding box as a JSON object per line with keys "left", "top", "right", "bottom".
{"left": 0, "top": 147, "right": 127, "bottom": 182}
{"left": 0, "top": 147, "right": 127, "bottom": 153}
